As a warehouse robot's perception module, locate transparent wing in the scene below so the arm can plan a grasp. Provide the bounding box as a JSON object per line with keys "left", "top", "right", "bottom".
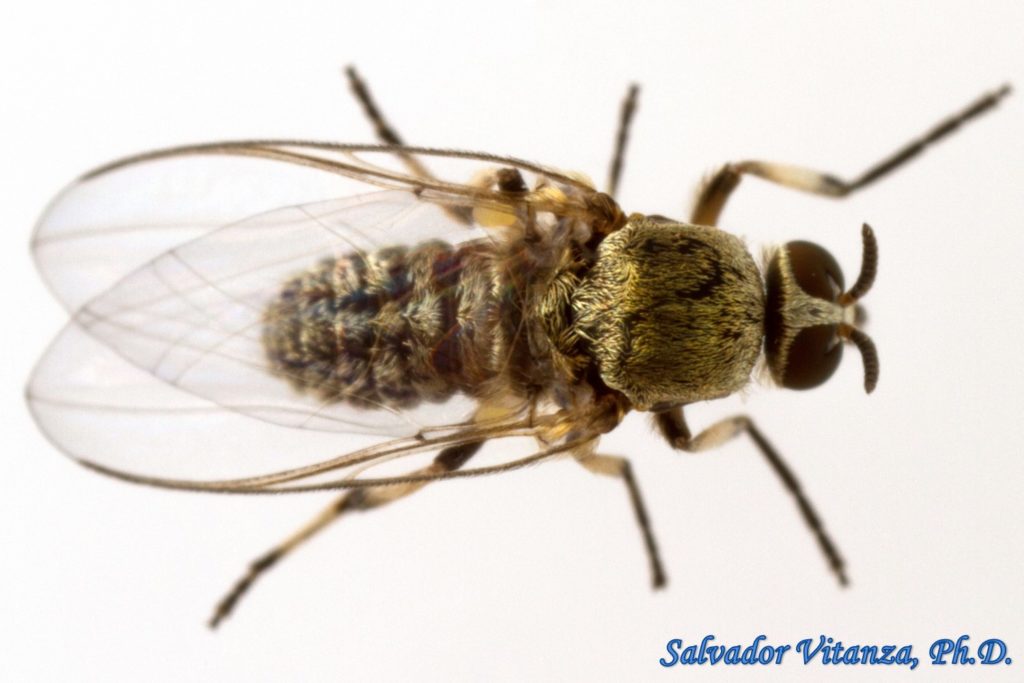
{"left": 28, "top": 319, "right": 588, "bottom": 489}
{"left": 31, "top": 191, "right": 488, "bottom": 439}
{"left": 33, "top": 152, "right": 361, "bottom": 313}
{"left": 31, "top": 141, "right": 605, "bottom": 313}
{"left": 28, "top": 142, "right": 610, "bottom": 486}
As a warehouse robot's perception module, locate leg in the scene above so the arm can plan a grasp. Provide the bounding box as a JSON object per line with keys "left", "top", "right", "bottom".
{"left": 208, "top": 440, "right": 482, "bottom": 628}
{"left": 691, "top": 84, "right": 1011, "bottom": 226}
{"left": 576, "top": 452, "right": 666, "bottom": 589}
{"left": 656, "top": 407, "right": 848, "bottom": 586}
{"left": 344, "top": 65, "right": 437, "bottom": 182}
{"left": 606, "top": 83, "right": 640, "bottom": 199}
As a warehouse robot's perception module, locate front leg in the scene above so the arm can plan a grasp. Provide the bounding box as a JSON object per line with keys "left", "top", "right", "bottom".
{"left": 656, "top": 406, "right": 848, "bottom": 586}
{"left": 690, "top": 84, "right": 1010, "bottom": 226}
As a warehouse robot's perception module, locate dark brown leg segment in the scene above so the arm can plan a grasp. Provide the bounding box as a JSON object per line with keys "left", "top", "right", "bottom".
{"left": 344, "top": 65, "right": 437, "bottom": 182}
{"left": 691, "top": 84, "right": 1011, "bottom": 226}
{"left": 576, "top": 452, "right": 667, "bottom": 589}
{"left": 606, "top": 83, "right": 640, "bottom": 199}
{"left": 208, "top": 440, "right": 483, "bottom": 629}
{"left": 656, "top": 407, "right": 848, "bottom": 586}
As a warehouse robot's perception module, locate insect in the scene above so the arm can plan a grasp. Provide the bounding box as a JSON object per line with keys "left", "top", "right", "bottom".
{"left": 27, "top": 67, "right": 1010, "bottom": 628}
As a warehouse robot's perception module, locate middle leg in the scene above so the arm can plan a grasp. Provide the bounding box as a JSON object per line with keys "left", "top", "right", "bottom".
{"left": 606, "top": 83, "right": 640, "bottom": 199}
{"left": 576, "top": 451, "right": 666, "bottom": 589}
{"left": 344, "top": 65, "right": 438, "bottom": 183}
{"left": 656, "top": 406, "right": 848, "bottom": 586}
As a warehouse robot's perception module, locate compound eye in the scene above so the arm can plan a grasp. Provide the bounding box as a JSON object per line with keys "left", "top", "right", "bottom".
{"left": 781, "top": 325, "right": 844, "bottom": 390}
{"left": 785, "top": 241, "right": 844, "bottom": 301}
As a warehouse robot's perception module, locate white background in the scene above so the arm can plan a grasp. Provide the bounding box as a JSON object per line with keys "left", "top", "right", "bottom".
{"left": 2, "top": 1, "right": 1023, "bottom": 681}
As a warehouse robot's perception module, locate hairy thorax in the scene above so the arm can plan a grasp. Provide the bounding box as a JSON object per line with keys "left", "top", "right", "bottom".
{"left": 571, "top": 216, "right": 764, "bottom": 410}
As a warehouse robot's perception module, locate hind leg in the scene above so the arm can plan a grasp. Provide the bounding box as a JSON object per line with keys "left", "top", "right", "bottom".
{"left": 208, "top": 440, "right": 482, "bottom": 628}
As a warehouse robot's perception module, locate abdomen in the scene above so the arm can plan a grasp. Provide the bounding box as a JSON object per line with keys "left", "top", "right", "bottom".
{"left": 262, "top": 239, "right": 497, "bottom": 409}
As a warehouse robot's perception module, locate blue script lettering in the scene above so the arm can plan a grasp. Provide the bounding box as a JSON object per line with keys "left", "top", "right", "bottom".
{"left": 659, "top": 635, "right": 788, "bottom": 666}
{"left": 797, "top": 635, "right": 828, "bottom": 664}
{"left": 697, "top": 635, "right": 715, "bottom": 664}
{"left": 930, "top": 635, "right": 972, "bottom": 665}
{"left": 978, "top": 639, "right": 1007, "bottom": 665}
{"left": 660, "top": 639, "right": 682, "bottom": 667}
{"left": 797, "top": 635, "right": 918, "bottom": 669}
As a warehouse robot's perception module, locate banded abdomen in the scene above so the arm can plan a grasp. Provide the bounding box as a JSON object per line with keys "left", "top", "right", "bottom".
{"left": 262, "top": 239, "right": 501, "bottom": 410}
